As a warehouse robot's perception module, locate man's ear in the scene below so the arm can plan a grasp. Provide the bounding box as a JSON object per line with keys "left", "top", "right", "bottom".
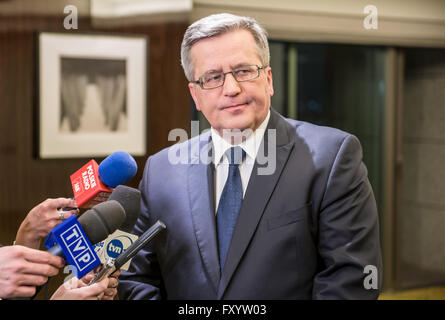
{"left": 266, "top": 66, "right": 274, "bottom": 97}
{"left": 188, "top": 82, "right": 201, "bottom": 111}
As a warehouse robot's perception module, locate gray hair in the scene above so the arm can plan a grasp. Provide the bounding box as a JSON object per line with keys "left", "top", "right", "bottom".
{"left": 180, "top": 13, "right": 270, "bottom": 82}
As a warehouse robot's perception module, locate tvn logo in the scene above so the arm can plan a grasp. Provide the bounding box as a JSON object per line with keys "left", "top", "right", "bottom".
{"left": 60, "top": 224, "right": 99, "bottom": 273}
{"left": 107, "top": 240, "right": 124, "bottom": 258}
{"left": 94, "top": 232, "right": 138, "bottom": 271}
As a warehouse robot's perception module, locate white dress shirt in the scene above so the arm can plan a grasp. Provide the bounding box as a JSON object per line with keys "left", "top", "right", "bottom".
{"left": 211, "top": 110, "right": 271, "bottom": 214}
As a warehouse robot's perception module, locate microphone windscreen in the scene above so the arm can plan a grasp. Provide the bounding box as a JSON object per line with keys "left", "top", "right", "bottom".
{"left": 108, "top": 185, "right": 141, "bottom": 233}
{"left": 78, "top": 200, "right": 126, "bottom": 244}
{"left": 98, "top": 151, "right": 138, "bottom": 188}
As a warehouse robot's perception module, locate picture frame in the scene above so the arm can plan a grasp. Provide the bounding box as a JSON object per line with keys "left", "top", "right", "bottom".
{"left": 37, "top": 31, "right": 148, "bottom": 159}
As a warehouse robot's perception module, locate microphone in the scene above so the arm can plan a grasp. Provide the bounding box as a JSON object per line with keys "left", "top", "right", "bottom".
{"left": 108, "top": 185, "right": 141, "bottom": 233}
{"left": 89, "top": 220, "right": 166, "bottom": 285}
{"left": 69, "top": 151, "right": 138, "bottom": 208}
{"left": 99, "top": 152, "right": 138, "bottom": 189}
{"left": 44, "top": 200, "right": 126, "bottom": 279}
{"left": 93, "top": 185, "right": 141, "bottom": 270}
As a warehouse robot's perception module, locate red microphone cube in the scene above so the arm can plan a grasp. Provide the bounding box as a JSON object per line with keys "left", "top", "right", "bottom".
{"left": 70, "top": 160, "right": 113, "bottom": 208}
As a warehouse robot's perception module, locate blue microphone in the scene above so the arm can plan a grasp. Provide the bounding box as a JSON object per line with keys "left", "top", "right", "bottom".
{"left": 99, "top": 151, "right": 138, "bottom": 188}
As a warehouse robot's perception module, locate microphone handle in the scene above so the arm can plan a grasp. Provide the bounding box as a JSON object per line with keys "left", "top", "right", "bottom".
{"left": 89, "top": 220, "right": 166, "bottom": 285}
{"left": 115, "top": 220, "right": 166, "bottom": 270}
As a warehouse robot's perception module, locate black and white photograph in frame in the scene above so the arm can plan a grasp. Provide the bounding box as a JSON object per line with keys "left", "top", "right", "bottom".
{"left": 38, "top": 32, "right": 147, "bottom": 158}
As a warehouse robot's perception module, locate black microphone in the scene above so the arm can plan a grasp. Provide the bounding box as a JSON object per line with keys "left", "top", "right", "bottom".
{"left": 108, "top": 185, "right": 141, "bottom": 233}
{"left": 93, "top": 186, "right": 141, "bottom": 268}
{"left": 47, "top": 200, "right": 126, "bottom": 258}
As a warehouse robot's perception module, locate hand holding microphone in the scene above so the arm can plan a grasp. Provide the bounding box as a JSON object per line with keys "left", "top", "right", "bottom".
{"left": 15, "top": 198, "right": 79, "bottom": 249}
{"left": 45, "top": 200, "right": 126, "bottom": 279}
{"left": 0, "top": 245, "right": 64, "bottom": 299}
{"left": 14, "top": 151, "right": 137, "bottom": 250}
{"left": 50, "top": 186, "right": 143, "bottom": 300}
{"left": 27, "top": 188, "right": 131, "bottom": 299}
{"left": 50, "top": 272, "right": 110, "bottom": 300}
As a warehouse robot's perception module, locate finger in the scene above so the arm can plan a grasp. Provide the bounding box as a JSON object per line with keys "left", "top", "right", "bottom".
{"left": 15, "top": 245, "right": 64, "bottom": 268}
{"left": 83, "top": 278, "right": 109, "bottom": 298}
{"left": 61, "top": 209, "right": 80, "bottom": 219}
{"left": 49, "top": 197, "right": 78, "bottom": 210}
{"left": 83, "top": 272, "right": 95, "bottom": 281}
{"left": 104, "top": 287, "right": 117, "bottom": 296}
{"left": 50, "top": 209, "right": 79, "bottom": 228}
{"left": 97, "top": 276, "right": 110, "bottom": 290}
{"left": 22, "top": 247, "right": 65, "bottom": 268}
{"left": 96, "top": 277, "right": 110, "bottom": 297}
{"left": 102, "top": 288, "right": 117, "bottom": 300}
{"left": 81, "top": 272, "right": 94, "bottom": 285}
{"left": 5, "top": 285, "right": 37, "bottom": 299}
{"left": 11, "top": 274, "right": 49, "bottom": 290}
{"left": 22, "top": 262, "right": 60, "bottom": 278}
{"left": 107, "top": 277, "right": 119, "bottom": 289}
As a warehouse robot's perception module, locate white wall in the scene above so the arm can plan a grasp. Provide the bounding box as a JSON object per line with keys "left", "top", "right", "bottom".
{"left": 194, "top": 0, "right": 445, "bottom": 22}
{"left": 192, "top": 0, "right": 445, "bottom": 47}
{"left": 1, "top": 0, "right": 444, "bottom": 46}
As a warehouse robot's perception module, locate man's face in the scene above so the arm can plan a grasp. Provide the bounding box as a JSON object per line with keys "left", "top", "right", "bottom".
{"left": 188, "top": 29, "right": 274, "bottom": 136}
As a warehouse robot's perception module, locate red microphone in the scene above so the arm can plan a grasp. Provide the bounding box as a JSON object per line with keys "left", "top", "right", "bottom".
{"left": 70, "top": 151, "right": 138, "bottom": 208}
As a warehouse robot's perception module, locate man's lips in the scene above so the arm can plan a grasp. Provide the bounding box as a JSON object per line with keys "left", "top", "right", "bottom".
{"left": 220, "top": 102, "right": 249, "bottom": 110}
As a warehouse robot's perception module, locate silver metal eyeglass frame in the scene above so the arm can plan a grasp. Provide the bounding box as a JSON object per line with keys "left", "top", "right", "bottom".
{"left": 191, "top": 65, "right": 267, "bottom": 90}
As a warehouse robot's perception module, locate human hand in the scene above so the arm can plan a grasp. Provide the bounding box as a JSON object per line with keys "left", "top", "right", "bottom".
{"left": 51, "top": 272, "right": 109, "bottom": 300}
{"left": 78, "top": 268, "right": 120, "bottom": 300}
{"left": 15, "top": 197, "right": 78, "bottom": 249}
{"left": 102, "top": 270, "right": 120, "bottom": 300}
{"left": 0, "top": 245, "right": 64, "bottom": 299}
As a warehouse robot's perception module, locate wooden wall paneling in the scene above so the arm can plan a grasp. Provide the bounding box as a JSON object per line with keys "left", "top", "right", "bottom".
{"left": 0, "top": 15, "right": 190, "bottom": 250}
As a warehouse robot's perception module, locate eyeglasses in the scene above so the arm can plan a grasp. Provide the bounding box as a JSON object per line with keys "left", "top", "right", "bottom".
{"left": 192, "top": 65, "right": 267, "bottom": 90}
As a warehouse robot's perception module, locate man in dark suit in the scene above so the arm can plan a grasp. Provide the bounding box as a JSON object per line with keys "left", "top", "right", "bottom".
{"left": 118, "top": 13, "right": 382, "bottom": 299}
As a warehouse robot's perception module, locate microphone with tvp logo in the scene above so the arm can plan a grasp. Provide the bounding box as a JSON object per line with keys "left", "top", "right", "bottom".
{"left": 44, "top": 200, "right": 126, "bottom": 279}
{"left": 69, "top": 151, "right": 138, "bottom": 208}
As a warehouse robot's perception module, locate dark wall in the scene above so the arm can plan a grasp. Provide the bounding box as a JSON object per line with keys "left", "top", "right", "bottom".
{"left": 0, "top": 15, "right": 191, "bottom": 246}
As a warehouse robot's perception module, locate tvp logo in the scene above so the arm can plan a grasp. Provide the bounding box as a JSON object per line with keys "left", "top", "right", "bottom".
{"left": 45, "top": 215, "right": 101, "bottom": 279}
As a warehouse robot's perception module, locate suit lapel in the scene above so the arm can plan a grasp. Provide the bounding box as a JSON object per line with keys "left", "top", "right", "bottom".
{"left": 187, "top": 134, "right": 221, "bottom": 293}
{"left": 217, "top": 109, "right": 296, "bottom": 299}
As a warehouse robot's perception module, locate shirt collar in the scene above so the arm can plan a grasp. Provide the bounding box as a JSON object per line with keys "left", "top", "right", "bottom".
{"left": 211, "top": 109, "right": 271, "bottom": 166}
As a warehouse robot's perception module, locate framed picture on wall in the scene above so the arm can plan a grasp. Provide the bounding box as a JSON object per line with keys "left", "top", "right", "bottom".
{"left": 37, "top": 32, "right": 148, "bottom": 159}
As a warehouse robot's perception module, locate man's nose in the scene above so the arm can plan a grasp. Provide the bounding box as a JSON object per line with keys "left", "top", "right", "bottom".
{"left": 223, "top": 72, "right": 241, "bottom": 96}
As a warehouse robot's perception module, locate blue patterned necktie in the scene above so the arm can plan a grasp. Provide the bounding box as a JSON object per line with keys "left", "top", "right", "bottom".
{"left": 216, "top": 146, "right": 246, "bottom": 270}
